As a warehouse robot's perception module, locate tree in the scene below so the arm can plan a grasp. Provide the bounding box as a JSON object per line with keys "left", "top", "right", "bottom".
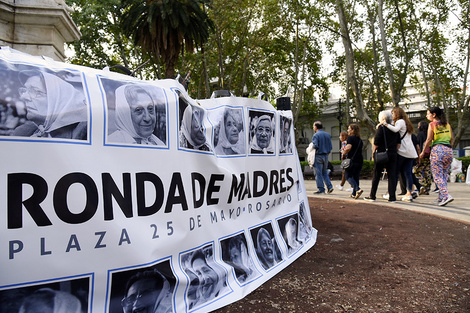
{"left": 66, "top": 0, "right": 144, "bottom": 75}
{"left": 120, "top": 0, "right": 214, "bottom": 79}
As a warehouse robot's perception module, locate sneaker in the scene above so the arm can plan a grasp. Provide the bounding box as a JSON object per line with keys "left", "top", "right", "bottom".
{"left": 327, "top": 188, "right": 334, "bottom": 194}
{"left": 346, "top": 188, "right": 353, "bottom": 192}
{"left": 401, "top": 195, "right": 413, "bottom": 202}
{"left": 336, "top": 185, "right": 344, "bottom": 191}
{"left": 314, "top": 190, "right": 325, "bottom": 194}
{"left": 419, "top": 186, "right": 427, "bottom": 195}
{"left": 363, "top": 197, "right": 375, "bottom": 202}
{"left": 354, "top": 189, "right": 363, "bottom": 199}
{"left": 432, "top": 187, "right": 439, "bottom": 193}
{"left": 388, "top": 200, "right": 397, "bottom": 203}
{"left": 382, "top": 193, "right": 390, "bottom": 200}
{"left": 438, "top": 196, "right": 454, "bottom": 206}
{"left": 412, "top": 191, "right": 418, "bottom": 199}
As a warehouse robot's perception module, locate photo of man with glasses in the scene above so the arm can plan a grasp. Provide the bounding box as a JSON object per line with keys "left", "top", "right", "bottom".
{"left": 108, "top": 261, "right": 175, "bottom": 313}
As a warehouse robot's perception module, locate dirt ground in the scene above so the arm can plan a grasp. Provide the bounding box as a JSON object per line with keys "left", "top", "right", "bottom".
{"left": 215, "top": 197, "right": 470, "bottom": 312}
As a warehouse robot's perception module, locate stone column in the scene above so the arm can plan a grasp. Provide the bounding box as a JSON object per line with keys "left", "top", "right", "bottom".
{"left": 0, "top": 0, "right": 80, "bottom": 61}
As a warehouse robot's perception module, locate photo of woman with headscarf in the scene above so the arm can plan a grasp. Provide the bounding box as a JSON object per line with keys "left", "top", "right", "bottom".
{"left": 248, "top": 110, "right": 275, "bottom": 155}
{"left": 0, "top": 277, "right": 89, "bottom": 313}
{"left": 278, "top": 215, "right": 303, "bottom": 256}
{"left": 180, "top": 245, "right": 228, "bottom": 310}
{"left": 251, "top": 224, "right": 283, "bottom": 270}
{"left": 178, "top": 94, "right": 211, "bottom": 152}
{"left": 213, "top": 107, "right": 245, "bottom": 156}
{"left": 221, "top": 233, "right": 259, "bottom": 284}
{"left": 12, "top": 69, "right": 88, "bottom": 140}
{"left": 18, "top": 288, "right": 82, "bottom": 313}
{"left": 298, "top": 202, "right": 313, "bottom": 243}
{"left": 279, "top": 116, "right": 293, "bottom": 154}
{"left": 107, "top": 84, "right": 165, "bottom": 145}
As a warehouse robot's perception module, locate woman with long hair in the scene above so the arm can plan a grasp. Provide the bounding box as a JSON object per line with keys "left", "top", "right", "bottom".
{"left": 342, "top": 124, "right": 363, "bottom": 199}
{"left": 419, "top": 107, "right": 454, "bottom": 206}
{"left": 381, "top": 107, "right": 418, "bottom": 202}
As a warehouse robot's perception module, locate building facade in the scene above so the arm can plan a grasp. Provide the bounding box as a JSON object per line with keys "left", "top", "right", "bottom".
{"left": 0, "top": 0, "right": 80, "bottom": 61}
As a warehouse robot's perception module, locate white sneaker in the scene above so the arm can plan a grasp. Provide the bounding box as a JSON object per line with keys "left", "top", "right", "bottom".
{"left": 346, "top": 188, "right": 353, "bottom": 192}
{"left": 438, "top": 196, "right": 454, "bottom": 206}
{"left": 336, "top": 185, "right": 344, "bottom": 191}
{"left": 382, "top": 193, "right": 389, "bottom": 199}
{"left": 401, "top": 195, "right": 413, "bottom": 202}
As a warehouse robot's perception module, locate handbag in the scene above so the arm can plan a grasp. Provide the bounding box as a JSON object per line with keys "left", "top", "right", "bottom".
{"left": 374, "top": 126, "right": 389, "bottom": 164}
{"left": 341, "top": 158, "right": 351, "bottom": 169}
{"left": 341, "top": 139, "right": 362, "bottom": 169}
{"left": 375, "top": 151, "right": 389, "bottom": 164}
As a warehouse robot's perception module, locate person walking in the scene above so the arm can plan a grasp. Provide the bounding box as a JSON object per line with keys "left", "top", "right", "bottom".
{"left": 415, "top": 121, "right": 432, "bottom": 194}
{"left": 336, "top": 131, "right": 352, "bottom": 192}
{"left": 381, "top": 107, "right": 418, "bottom": 202}
{"left": 419, "top": 107, "right": 454, "bottom": 206}
{"left": 342, "top": 124, "right": 363, "bottom": 199}
{"left": 311, "top": 121, "right": 334, "bottom": 194}
{"left": 364, "top": 111, "right": 400, "bottom": 202}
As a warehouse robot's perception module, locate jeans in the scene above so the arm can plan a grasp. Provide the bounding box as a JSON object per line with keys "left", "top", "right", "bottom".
{"left": 397, "top": 155, "right": 414, "bottom": 192}
{"left": 345, "top": 161, "right": 363, "bottom": 195}
{"left": 314, "top": 154, "right": 332, "bottom": 192}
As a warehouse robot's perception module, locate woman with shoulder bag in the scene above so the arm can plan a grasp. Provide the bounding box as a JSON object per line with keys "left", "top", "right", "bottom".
{"left": 364, "top": 111, "right": 401, "bottom": 202}
{"left": 381, "top": 107, "right": 418, "bottom": 202}
{"left": 342, "top": 124, "right": 363, "bottom": 199}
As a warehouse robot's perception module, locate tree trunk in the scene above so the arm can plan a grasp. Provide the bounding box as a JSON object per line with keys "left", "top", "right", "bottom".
{"left": 215, "top": 25, "right": 224, "bottom": 89}
{"left": 453, "top": 2, "right": 470, "bottom": 148}
{"left": 201, "top": 45, "right": 211, "bottom": 99}
{"left": 335, "top": 0, "right": 375, "bottom": 133}
{"left": 366, "top": 2, "right": 384, "bottom": 109}
{"left": 378, "top": 0, "right": 398, "bottom": 106}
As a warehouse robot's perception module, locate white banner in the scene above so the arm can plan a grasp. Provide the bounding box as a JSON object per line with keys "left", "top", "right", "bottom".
{"left": 0, "top": 47, "right": 317, "bottom": 313}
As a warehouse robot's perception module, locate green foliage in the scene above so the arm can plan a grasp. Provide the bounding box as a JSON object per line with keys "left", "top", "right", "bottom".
{"left": 120, "top": 0, "right": 214, "bottom": 78}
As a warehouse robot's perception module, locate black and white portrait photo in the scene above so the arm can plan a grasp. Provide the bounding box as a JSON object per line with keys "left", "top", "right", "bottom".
{"left": 178, "top": 92, "right": 212, "bottom": 152}
{"left": 220, "top": 233, "right": 259, "bottom": 284}
{"left": 180, "top": 244, "right": 229, "bottom": 310}
{"left": 107, "top": 260, "right": 175, "bottom": 313}
{"left": 248, "top": 110, "right": 275, "bottom": 155}
{"left": 250, "top": 223, "right": 283, "bottom": 270}
{"left": 0, "top": 276, "right": 90, "bottom": 313}
{"left": 298, "top": 202, "right": 313, "bottom": 243}
{"left": 0, "top": 60, "right": 88, "bottom": 141}
{"left": 278, "top": 214, "right": 303, "bottom": 256}
{"left": 208, "top": 107, "right": 245, "bottom": 156}
{"left": 279, "top": 115, "right": 293, "bottom": 154}
{"left": 101, "top": 78, "right": 167, "bottom": 147}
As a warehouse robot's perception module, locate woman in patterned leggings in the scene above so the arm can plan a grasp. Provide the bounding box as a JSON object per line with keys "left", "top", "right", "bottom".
{"left": 419, "top": 107, "right": 454, "bottom": 206}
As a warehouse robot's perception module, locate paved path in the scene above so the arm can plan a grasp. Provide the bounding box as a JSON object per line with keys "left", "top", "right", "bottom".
{"left": 305, "top": 178, "right": 470, "bottom": 225}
